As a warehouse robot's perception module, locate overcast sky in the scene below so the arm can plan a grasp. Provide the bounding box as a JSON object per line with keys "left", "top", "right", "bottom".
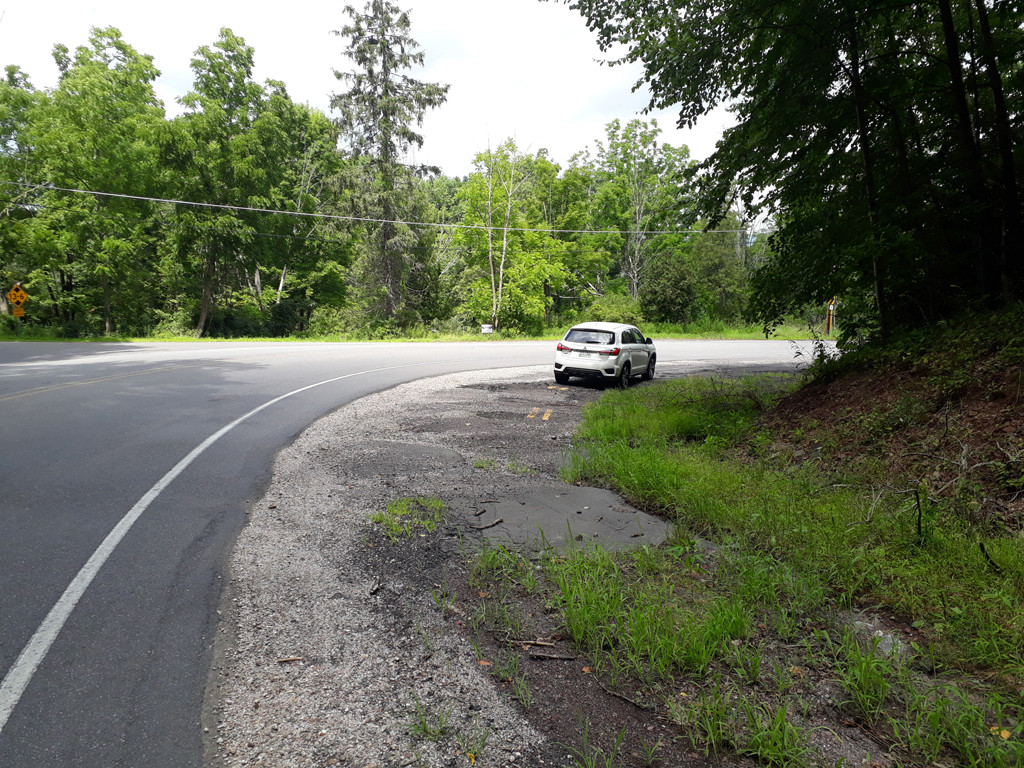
{"left": 0, "top": 0, "right": 733, "bottom": 178}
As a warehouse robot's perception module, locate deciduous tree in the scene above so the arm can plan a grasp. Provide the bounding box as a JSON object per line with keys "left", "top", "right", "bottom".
{"left": 557, "top": 0, "right": 1024, "bottom": 338}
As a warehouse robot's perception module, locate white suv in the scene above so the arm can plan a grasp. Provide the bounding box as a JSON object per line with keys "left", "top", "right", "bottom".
{"left": 553, "top": 322, "right": 656, "bottom": 387}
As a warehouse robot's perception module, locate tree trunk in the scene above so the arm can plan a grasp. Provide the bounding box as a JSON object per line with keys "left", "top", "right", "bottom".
{"left": 276, "top": 264, "right": 288, "bottom": 304}
{"left": 848, "top": 17, "right": 891, "bottom": 338}
{"left": 937, "top": 0, "right": 1000, "bottom": 305}
{"left": 195, "top": 252, "right": 216, "bottom": 338}
{"left": 973, "top": 0, "right": 1022, "bottom": 293}
{"left": 103, "top": 276, "right": 113, "bottom": 336}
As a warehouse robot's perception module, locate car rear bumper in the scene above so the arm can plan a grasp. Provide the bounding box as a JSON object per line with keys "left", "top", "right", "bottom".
{"left": 554, "top": 361, "right": 618, "bottom": 379}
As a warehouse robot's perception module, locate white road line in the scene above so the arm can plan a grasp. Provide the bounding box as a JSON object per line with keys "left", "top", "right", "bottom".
{"left": 0, "top": 361, "right": 448, "bottom": 735}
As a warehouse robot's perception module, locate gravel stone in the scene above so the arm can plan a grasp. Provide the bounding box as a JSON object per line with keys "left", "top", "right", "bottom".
{"left": 206, "top": 366, "right": 614, "bottom": 768}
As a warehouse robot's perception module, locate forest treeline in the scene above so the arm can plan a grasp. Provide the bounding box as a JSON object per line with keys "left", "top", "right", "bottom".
{"left": 4, "top": 0, "right": 1022, "bottom": 341}
{"left": 0, "top": 8, "right": 758, "bottom": 339}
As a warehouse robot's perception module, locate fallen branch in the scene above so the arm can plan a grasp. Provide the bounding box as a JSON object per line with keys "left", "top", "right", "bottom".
{"left": 512, "top": 638, "right": 556, "bottom": 648}
{"left": 469, "top": 518, "right": 503, "bottom": 531}
{"left": 528, "top": 650, "right": 575, "bottom": 660}
{"left": 595, "top": 678, "right": 655, "bottom": 711}
{"left": 276, "top": 657, "right": 304, "bottom": 664}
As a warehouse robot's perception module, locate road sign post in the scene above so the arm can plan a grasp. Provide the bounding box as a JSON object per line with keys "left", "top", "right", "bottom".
{"left": 7, "top": 283, "right": 28, "bottom": 320}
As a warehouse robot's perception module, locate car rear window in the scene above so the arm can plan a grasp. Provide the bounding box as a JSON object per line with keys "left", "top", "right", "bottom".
{"left": 565, "top": 329, "right": 615, "bottom": 345}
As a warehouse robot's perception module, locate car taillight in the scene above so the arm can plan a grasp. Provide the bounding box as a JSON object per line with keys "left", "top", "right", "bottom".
{"left": 557, "top": 342, "right": 572, "bottom": 352}
{"left": 597, "top": 348, "right": 620, "bottom": 356}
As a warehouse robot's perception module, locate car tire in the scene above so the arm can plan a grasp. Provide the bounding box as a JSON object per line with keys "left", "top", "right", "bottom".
{"left": 554, "top": 371, "right": 570, "bottom": 385}
{"left": 641, "top": 355, "right": 656, "bottom": 381}
{"left": 616, "top": 362, "right": 631, "bottom": 389}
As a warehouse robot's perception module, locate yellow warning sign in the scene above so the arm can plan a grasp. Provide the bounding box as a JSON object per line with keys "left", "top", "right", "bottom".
{"left": 7, "top": 284, "right": 28, "bottom": 307}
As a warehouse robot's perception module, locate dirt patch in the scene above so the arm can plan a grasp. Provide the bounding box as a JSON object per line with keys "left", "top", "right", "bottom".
{"left": 764, "top": 360, "right": 1024, "bottom": 530}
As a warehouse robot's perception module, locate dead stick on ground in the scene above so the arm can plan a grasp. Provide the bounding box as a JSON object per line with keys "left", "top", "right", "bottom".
{"left": 595, "top": 678, "right": 655, "bottom": 711}
{"left": 469, "top": 518, "right": 503, "bottom": 530}
{"left": 528, "top": 651, "right": 576, "bottom": 660}
{"left": 277, "top": 657, "right": 304, "bottom": 664}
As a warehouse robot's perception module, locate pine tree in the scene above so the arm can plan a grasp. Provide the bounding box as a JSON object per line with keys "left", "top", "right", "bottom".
{"left": 330, "top": 0, "right": 448, "bottom": 320}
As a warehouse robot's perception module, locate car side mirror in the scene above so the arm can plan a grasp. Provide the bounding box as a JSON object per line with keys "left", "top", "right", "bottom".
{"left": 645, "top": 337, "right": 653, "bottom": 345}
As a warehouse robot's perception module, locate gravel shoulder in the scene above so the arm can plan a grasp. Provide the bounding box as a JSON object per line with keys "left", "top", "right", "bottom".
{"left": 203, "top": 354, "right": 1023, "bottom": 768}
{"left": 204, "top": 365, "right": 673, "bottom": 768}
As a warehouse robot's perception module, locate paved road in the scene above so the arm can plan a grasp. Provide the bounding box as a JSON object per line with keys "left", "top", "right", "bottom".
{"left": 0, "top": 339, "right": 814, "bottom": 767}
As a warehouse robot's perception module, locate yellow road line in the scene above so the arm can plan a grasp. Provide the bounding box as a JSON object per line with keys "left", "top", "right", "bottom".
{"left": 0, "top": 363, "right": 208, "bottom": 403}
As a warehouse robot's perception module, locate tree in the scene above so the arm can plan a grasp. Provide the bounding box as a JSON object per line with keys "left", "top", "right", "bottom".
{"left": 248, "top": 95, "right": 352, "bottom": 334}
{"left": 164, "top": 29, "right": 272, "bottom": 336}
{"left": 0, "top": 66, "right": 43, "bottom": 317}
{"left": 330, "top": 0, "right": 448, "bottom": 321}
{"left": 457, "top": 140, "right": 571, "bottom": 333}
{"left": 558, "top": 0, "right": 1024, "bottom": 338}
{"left": 27, "top": 28, "right": 164, "bottom": 334}
{"left": 591, "top": 119, "right": 693, "bottom": 299}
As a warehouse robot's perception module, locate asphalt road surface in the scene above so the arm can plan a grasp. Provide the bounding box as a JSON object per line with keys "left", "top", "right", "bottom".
{"left": 0, "top": 338, "right": 817, "bottom": 767}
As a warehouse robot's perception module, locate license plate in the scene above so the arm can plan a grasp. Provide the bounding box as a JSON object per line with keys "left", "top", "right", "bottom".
{"left": 578, "top": 351, "right": 592, "bottom": 358}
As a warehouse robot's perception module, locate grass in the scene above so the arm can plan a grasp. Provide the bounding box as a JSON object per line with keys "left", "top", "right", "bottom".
{"left": 487, "top": 356, "right": 1022, "bottom": 766}
{"left": 455, "top": 719, "right": 491, "bottom": 763}
{"left": 370, "top": 496, "right": 446, "bottom": 542}
{"left": 0, "top": 319, "right": 821, "bottom": 343}
{"left": 835, "top": 631, "right": 894, "bottom": 724}
{"left": 737, "top": 700, "right": 813, "bottom": 768}
{"left": 561, "top": 376, "right": 1024, "bottom": 677}
{"left": 407, "top": 694, "right": 453, "bottom": 741}
{"left": 562, "top": 720, "right": 626, "bottom": 768}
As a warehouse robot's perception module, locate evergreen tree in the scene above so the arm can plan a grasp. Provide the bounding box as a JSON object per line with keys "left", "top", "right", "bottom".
{"left": 330, "top": 0, "right": 448, "bottom": 322}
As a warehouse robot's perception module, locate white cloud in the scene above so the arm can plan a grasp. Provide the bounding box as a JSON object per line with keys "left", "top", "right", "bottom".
{"left": 0, "top": 0, "right": 733, "bottom": 178}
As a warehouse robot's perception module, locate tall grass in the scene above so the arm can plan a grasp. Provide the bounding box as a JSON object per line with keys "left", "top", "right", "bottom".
{"left": 562, "top": 376, "right": 1024, "bottom": 676}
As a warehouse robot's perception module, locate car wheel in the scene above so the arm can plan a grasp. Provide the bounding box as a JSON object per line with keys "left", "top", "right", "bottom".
{"left": 554, "top": 371, "right": 570, "bottom": 385}
{"left": 616, "top": 362, "right": 631, "bottom": 389}
{"left": 641, "top": 355, "right": 656, "bottom": 381}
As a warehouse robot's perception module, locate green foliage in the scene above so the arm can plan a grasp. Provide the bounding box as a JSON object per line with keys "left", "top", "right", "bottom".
{"left": 2, "top": 21, "right": 768, "bottom": 338}
{"left": 737, "top": 701, "right": 813, "bottom": 768}
{"left": 563, "top": 720, "right": 625, "bottom": 768}
{"left": 546, "top": 543, "right": 748, "bottom": 680}
{"left": 639, "top": 247, "right": 698, "bottom": 323}
{"left": 835, "top": 633, "right": 894, "bottom": 723}
{"left": 565, "top": 0, "right": 1024, "bottom": 338}
{"left": 564, "top": 376, "right": 1024, "bottom": 675}
{"left": 407, "top": 694, "right": 452, "bottom": 741}
{"left": 370, "top": 496, "right": 446, "bottom": 542}
{"left": 330, "top": 0, "right": 448, "bottom": 322}
{"left": 584, "top": 292, "right": 644, "bottom": 325}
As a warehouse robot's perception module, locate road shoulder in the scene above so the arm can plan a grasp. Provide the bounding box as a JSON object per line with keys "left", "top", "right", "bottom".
{"left": 205, "top": 366, "right": 671, "bottom": 767}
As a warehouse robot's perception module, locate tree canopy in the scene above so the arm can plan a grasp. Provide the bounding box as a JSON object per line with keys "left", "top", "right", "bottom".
{"left": 559, "top": 0, "right": 1024, "bottom": 339}
{"left": 1, "top": 11, "right": 758, "bottom": 338}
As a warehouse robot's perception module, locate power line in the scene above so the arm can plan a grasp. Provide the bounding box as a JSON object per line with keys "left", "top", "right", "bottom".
{"left": 0, "top": 196, "right": 355, "bottom": 248}
{"left": 0, "top": 180, "right": 756, "bottom": 237}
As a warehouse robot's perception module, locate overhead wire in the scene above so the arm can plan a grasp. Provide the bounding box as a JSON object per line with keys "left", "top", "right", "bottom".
{"left": 0, "top": 180, "right": 755, "bottom": 237}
